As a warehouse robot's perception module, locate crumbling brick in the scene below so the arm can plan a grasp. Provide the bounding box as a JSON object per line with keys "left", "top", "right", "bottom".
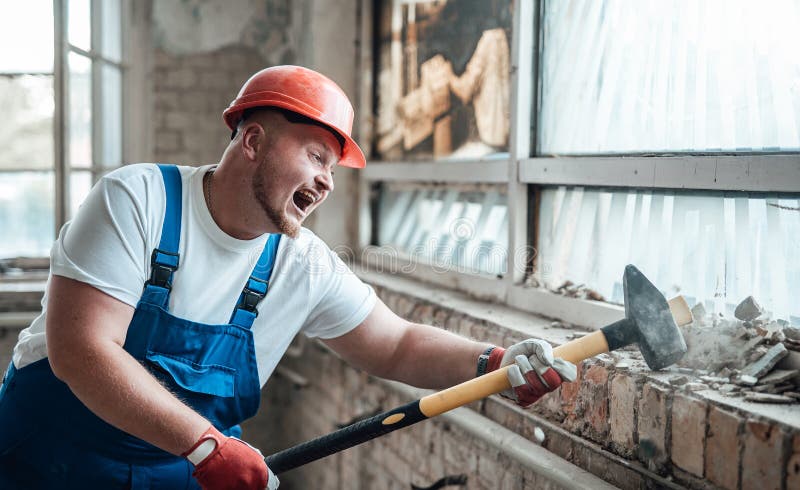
{"left": 579, "top": 363, "right": 610, "bottom": 441}
{"left": 609, "top": 372, "right": 638, "bottom": 456}
{"left": 706, "top": 407, "right": 742, "bottom": 490}
{"left": 637, "top": 382, "right": 669, "bottom": 471}
{"left": 742, "top": 419, "right": 785, "bottom": 490}
{"left": 670, "top": 393, "right": 706, "bottom": 477}
{"left": 787, "top": 434, "right": 800, "bottom": 490}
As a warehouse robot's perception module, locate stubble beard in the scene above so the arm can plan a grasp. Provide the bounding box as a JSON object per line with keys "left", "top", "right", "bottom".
{"left": 252, "top": 158, "right": 302, "bottom": 239}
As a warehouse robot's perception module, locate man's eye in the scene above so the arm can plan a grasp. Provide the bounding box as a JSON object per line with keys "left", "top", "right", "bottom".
{"left": 311, "top": 153, "right": 322, "bottom": 163}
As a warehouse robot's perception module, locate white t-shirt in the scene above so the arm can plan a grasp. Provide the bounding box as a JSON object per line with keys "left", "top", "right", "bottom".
{"left": 13, "top": 163, "right": 376, "bottom": 386}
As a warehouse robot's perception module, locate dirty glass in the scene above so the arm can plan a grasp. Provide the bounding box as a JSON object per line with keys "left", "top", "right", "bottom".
{"left": 539, "top": 0, "right": 800, "bottom": 154}
{"left": 375, "top": 0, "right": 513, "bottom": 161}
{"left": 535, "top": 186, "right": 800, "bottom": 323}
{"left": 377, "top": 183, "right": 508, "bottom": 276}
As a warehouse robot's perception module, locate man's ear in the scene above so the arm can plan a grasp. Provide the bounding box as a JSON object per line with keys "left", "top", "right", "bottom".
{"left": 240, "top": 123, "right": 264, "bottom": 161}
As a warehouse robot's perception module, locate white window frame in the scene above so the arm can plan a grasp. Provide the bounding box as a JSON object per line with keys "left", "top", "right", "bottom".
{"left": 54, "top": 0, "right": 132, "bottom": 226}
{"left": 356, "top": 0, "right": 800, "bottom": 328}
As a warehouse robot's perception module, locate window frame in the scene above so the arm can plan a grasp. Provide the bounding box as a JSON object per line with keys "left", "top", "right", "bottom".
{"left": 0, "top": 0, "right": 131, "bottom": 258}
{"left": 357, "top": 0, "right": 800, "bottom": 328}
{"left": 55, "top": 0, "right": 130, "bottom": 226}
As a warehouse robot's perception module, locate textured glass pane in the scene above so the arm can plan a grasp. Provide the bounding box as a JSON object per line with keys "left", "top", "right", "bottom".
{"left": 0, "top": 0, "right": 53, "bottom": 73}
{"left": 539, "top": 0, "right": 800, "bottom": 154}
{"left": 68, "top": 0, "right": 91, "bottom": 51}
{"left": 536, "top": 187, "right": 800, "bottom": 323}
{"left": 69, "top": 53, "right": 92, "bottom": 168}
{"left": 0, "top": 172, "right": 54, "bottom": 258}
{"left": 101, "top": 0, "right": 122, "bottom": 61}
{"left": 101, "top": 64, "right": 122, "bottom": 167}
{"left": 0, "top": 75, "right": 54, "bottom": 169}
{"left": 375, "top": 0, "right": 513, "bottom": 161}
{"left": 70, "top": 170, "right": 92, "bottom": 218}
{"left": 378, "top": 184, "right": 508, "bottom": 275}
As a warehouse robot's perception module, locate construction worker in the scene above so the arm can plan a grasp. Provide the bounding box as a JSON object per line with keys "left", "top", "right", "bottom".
{"left": 0, "top": 65, "right": 576, "bottom": 490}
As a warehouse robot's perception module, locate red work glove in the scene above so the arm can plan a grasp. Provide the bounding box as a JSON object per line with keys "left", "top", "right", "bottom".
{"left": 486, "top": 339, "right": 577, "bottom": 407}
{"left": 183, "top": 425, "right": 279, "bottom": 490}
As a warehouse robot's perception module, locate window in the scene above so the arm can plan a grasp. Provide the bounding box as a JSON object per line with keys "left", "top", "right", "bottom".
{"left": 0, "top": 0, "right": 126, "bottom": 259}
{"left": 362, "top": 0, "right": 800, "bottom": 327}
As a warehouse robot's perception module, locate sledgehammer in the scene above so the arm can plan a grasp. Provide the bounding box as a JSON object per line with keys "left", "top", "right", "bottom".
{"left": 265, "top": 265, "right": 690, "bottom": 474}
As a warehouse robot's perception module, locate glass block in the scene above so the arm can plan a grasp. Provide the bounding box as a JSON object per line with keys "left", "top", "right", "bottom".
{"left": 68, "top": 0, "right": 91, "bottom": 52}
{"left": 0, "top": 171, "right": 55, "bottom": 258}
{"left": 0, "top": 75, "right": 54, "bottom": 169}
{"left": 101, "top": 63, "right": 122, "bottom": 167}
{"left": 0, "top": 0, "right": 54, "bottom": 73}
{"left": 68, "top": 52, "right": 92, "bottom": 168}
{"left": 101, "top": 0, "right": 122, "bottom": 62}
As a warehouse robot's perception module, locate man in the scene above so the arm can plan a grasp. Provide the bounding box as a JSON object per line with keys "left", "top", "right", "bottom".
{"left": 0, "top": 65, "right": 575, "bottom": 489}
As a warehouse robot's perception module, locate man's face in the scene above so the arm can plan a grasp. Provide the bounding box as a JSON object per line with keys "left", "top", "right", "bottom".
{"left": 251, "top": 117, "right": 339, "bottom": 238}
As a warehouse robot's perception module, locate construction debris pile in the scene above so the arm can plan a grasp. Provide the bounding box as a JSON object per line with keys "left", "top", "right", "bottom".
{"left": 669, "top": 295, "right": 799, "bottom": 404}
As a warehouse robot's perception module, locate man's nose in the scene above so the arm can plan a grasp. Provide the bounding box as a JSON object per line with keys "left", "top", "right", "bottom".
{"left": 315, "top": 170, "right": 334, "bottom": 193}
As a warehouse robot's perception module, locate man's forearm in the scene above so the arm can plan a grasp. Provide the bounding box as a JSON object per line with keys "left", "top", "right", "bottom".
{"left": 384, "top": 323, "right": 490, "bottom": 389}
{"left": 51, "top": 340, "right": 209, "bottom": 455}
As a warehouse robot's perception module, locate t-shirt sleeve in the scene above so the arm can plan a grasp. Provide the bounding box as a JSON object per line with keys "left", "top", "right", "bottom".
{"left": 301, "top": 245, "right": 377, "bottom": 339}
{"left": 50, "top": 166, "right": 162, "bottom": 307}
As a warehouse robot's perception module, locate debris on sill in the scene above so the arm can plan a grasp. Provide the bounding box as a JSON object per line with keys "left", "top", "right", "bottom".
{"left": 550, "top": 280, "right": 606, "bottom": 302}
{"left": 609, "top": 295, "right": 800, "bottom": 405}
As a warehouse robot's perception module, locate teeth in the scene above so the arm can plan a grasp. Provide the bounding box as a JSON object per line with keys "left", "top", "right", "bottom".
{"left": 298, "top": 190, "right": 316, "bottom": 203}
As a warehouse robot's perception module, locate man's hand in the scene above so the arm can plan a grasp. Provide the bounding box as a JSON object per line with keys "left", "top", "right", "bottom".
{"left": 486, "top": 339, "right": 577, "bottom": 407}
{"left": 185, "top": 425, "right": 279, "bottom": 490}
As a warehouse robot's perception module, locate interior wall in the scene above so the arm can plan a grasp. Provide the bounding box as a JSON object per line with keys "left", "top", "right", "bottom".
{"left": 141, "top": 0, "right": 360, "bottom": 248}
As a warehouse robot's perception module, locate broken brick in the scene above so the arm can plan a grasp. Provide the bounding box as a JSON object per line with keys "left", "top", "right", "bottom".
{"left": 788, "top": 435, "right": 800, "bottom": 490}
{"left": 670, "top": 394, "right": 706, "bottom": 477}
{"left": 637, "top": 383, "right": 669, "bottom": 471}
{"left": 609, "top": 372, "right": 638, "bottom": 456}
{"left": 706, "top": 407, "right": 742, "bottom": 490}
{"left": 742, "top": 419, "right": 785, "bottom": 490}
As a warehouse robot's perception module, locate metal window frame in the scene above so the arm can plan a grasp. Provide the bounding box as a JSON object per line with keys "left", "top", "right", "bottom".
{"left": 356, "top": 0, "right": 800, "bottom": 327}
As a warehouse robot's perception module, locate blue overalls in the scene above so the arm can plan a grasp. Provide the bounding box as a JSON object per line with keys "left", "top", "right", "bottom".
{"left": 0, "top": 165, "right": 281, "bottom": 489}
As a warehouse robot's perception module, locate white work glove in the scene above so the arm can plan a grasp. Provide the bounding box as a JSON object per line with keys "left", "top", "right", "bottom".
{"left": 485, "top": 339, "right": 577, "bottom": 407}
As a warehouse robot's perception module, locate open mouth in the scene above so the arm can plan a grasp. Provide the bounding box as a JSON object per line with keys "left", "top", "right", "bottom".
{"left": 292, "top": 189, "right": 316, "bottom": 215}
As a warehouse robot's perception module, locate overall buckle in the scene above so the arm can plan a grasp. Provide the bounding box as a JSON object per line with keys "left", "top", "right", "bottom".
{"left": 146, "top": 249, "right": 180, "bottom": 290}
{"left": 237, "top": 276, "right": 268, "bottom": 314}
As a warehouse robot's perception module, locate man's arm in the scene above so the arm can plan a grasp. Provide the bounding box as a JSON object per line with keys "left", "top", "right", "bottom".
{"left": 322, "top": 298, "right": 490, "bottom": 389}
{"left": 46, "top": 275, "right": 209, "bottom": 455}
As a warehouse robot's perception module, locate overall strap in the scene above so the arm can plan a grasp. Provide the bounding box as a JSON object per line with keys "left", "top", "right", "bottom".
{"left": 230, "top": 234, "right": 282, "bottom": 329}
{"left": 142, "top": 164, "right": 183, "bottom": 309}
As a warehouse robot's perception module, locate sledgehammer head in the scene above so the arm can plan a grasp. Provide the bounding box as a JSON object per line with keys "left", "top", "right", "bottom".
{"left": 601, "top": 265, "right": 687, "bottom": 370}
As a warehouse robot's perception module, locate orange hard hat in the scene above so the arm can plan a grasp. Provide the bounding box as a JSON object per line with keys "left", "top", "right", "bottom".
{"left": 223, "top": 65, "right": 366, "bottom": 168}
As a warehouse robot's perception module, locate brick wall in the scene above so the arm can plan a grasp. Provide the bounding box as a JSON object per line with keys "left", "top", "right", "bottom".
{"left": 246, "top": 279, "right": 800, "bottom": 489}
{"left": 151, "top": 45, "right": 274, "bottom": 167}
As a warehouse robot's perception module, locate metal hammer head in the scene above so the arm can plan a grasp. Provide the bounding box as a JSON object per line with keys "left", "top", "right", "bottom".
{"left": 602, "top": 265, "right": 687, "bottom": 370}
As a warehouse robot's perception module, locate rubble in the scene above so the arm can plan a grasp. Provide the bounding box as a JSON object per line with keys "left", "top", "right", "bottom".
{"left": 757, "top": 369, "right": 798, "bottom": 385}
{"left": 550, "top": 281, "right": 606, "bottom": 302}
{"left": 734, "top": 295, "right": 764, "bottom": 321}
{"left": 784, "top": 326, "right": 800, "bottom": 341}
{"left": 740, "top": 344, "right": 789, "bottom": 378}
{"left": 743, "top": 393, "right": 795, "bottom": 404}
{"left": 668, "top": 295, "right": 799, "bottom": 404}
